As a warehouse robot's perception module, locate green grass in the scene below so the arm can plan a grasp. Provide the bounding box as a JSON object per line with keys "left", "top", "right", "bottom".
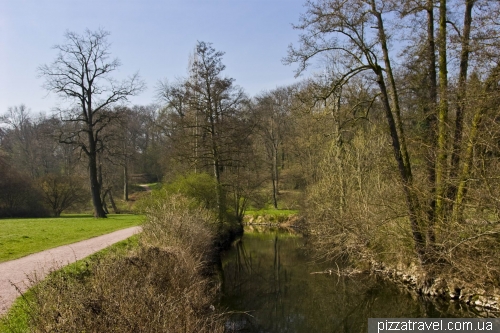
{"left": 245, "top": 208, "right": 299, "bottom": 217}
{"left": 244, "top": 208, "right": 299, "bottom": 225}
{"left": 145, "top": 182, "right": 161, "bottom": 190}
{"left": 0, "top": 236, "right": 139, "bottom": 333}
{"left": 0, "top": 214, "right": 144, "bottom": 263}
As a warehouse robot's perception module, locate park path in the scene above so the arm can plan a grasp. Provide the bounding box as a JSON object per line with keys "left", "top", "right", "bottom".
{"left": 0, "top": 226, "right": 142, "bottom": 316}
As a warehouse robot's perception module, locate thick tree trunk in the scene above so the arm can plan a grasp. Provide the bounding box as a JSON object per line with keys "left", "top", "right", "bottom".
{"left": 87, "top": 118, "right": 107, "bottom": 218}
{"left": 452, "top": 107, "right": 482, "bottom": 222}
{"left": 89, "top": 153, "right": 107, "bottom": 218}
{"left": 375, "top": 67, "right": 426, "bottom": 262}
{"left": 425, "top": 0, "right": 438, "bottom": 244}
{"left": 372, "top": 1, "right": 411, "bottom": 178}
{"left": 213, "top": 155, "right": 224, "bottom": 226}
{"left": 371, "top": 3, "right": 427, "bottom": 262}
{"left": 435, "top": 0, "right": 449, "bottom": 222}
{"left": 449, "top": 0, "right": 475, "bottom": 201}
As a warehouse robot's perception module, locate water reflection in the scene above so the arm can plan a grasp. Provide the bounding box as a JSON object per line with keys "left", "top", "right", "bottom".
{"left": 220, "top": 230, "right": 480, "bottom": 333}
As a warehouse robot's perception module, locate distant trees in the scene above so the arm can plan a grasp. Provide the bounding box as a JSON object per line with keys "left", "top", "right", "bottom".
{"left": 0, "top": 146, "right": 50, "bottom": 218}
{"left": 38, "top": 29, "right": 144, "bottom": 217}
{"left": 0, "top": 105, "right": 90, "bottom": 217}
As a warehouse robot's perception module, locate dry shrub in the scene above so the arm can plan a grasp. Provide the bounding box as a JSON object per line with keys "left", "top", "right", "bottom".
{"left": 21, "top": 194, "right": 225, "bottom": 333}
{"left": 436, "top": 221, "right": 500, "bottom": 288}
{"left": 304, "top": 126, "right": 413, "bottom": 264}
{"left": 141, "top": 194, "right": 217, "bottom": 261}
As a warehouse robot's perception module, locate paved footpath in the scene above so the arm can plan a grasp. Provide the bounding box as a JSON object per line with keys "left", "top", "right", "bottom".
{"left": 0, "top": 226, "right": 142, "bottom": 316}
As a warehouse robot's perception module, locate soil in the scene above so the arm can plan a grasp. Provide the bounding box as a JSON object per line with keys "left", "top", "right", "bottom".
{"left": 0, "top": 226, "right": 142, "bottom": 316}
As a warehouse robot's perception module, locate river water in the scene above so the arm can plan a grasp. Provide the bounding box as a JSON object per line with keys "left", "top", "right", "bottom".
{"left": 220, "top": 228, "right": 485, "bottom": 333}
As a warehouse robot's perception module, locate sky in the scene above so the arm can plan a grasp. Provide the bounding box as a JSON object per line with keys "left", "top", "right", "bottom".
{"left": 0, "top": 0, "right": 308, "bottom": 116}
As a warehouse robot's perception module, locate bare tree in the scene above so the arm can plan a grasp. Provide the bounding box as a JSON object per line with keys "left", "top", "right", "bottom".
{"left": 38, "top": 29, "right": 144, "bottom": 217}
{"left": 254, "top": 87, "right": 293, "bottom": 209}
{"left": 38, "top": 174, "right": 88, "bottom": 217}
{"left": 157, "top": 41, "right": 248, "bottom": 224}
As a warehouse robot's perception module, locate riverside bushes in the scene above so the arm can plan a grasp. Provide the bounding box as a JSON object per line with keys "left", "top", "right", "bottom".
{"left": 12, "top": 194, "right": 225, "bottom": 332}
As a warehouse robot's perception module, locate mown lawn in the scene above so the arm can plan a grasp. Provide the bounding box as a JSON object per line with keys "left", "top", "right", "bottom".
{"left": 0, "top": 214, "right": 144, "bottom": 263}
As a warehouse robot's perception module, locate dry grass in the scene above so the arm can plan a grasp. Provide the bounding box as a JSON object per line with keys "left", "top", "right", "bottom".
{"left": 10, "top": 194, "right": 225, "bottom": 333}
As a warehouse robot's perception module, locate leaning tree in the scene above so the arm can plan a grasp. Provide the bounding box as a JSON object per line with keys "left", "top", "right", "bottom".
{"left": 39, "top": 29, "right": 144, "bottom": 217}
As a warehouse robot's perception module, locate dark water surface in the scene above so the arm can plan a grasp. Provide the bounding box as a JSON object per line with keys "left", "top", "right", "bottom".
{"left": 220, "top": 228, "right": 482, "bottom": 333}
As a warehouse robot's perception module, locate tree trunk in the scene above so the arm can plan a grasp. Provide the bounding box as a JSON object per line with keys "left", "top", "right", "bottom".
{"left": 435, "top": 0, "right": 449, "bottom": 223}
{"left": 87, "top": 117, "right": 106, "bottom": 218}
{"left": 375, "top": 66, "right": 426, "bottom": 262}
{"left": 108, "top": 189, "right": 119, "bottom": 214}
{"left": 452, "top": 106, "right": 482, "bottom": 222}
{"left": 271, "top": 175, "right": 278, "bottom": 209}
{"left": 123, "top": 161, "right": 129, "bottom": 201}
{"left": 425, "top": 0, "right": 438, "bottom": 244}
{"left": 449, "top": 0, "right": 475, "bottom": 200}
{"left": 371, "top": 3, "right": 426, "bottom": 261}
{"left": 88, "top": 152, "right": 107, "bottom": 218}
{"left": 272, "top": 144, "right": 279, "bottom": 209}
{"left": 372, "top": 1, "right": 411, "bottom": 178}
{"left": 333, "top": 93, "right": 345, "bottom": 214}
{"left": 210, "top": 116, "right": 224, "bottom": 225}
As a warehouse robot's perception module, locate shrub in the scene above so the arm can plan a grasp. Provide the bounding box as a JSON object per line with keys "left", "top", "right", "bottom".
{"left": 164, "top": 172, "right": 220, "bottom": 211}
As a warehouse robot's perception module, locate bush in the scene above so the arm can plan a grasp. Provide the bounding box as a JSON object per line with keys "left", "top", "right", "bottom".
{"left": 164, "top": 172, "right": 220, "bottom": 211}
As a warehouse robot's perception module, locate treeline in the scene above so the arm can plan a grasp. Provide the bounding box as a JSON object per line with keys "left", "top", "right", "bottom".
{"left": 0, "top": 104, "right": 164, "bottom": 217}
{"left": 0, "top": 36, "right": 310, "bottom": 221}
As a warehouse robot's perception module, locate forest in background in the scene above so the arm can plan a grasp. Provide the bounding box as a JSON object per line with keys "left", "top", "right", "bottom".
{"left": 1, "top": 0, "right": 500, "bottom": 292}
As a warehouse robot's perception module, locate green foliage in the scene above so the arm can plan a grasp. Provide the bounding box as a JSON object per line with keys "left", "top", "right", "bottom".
{"left": 0, "top": 214, "right": 144, "bottom": 262}
{"left": 136, "top": 172, "right": 238, "bottom": 224}
{"left": 164, "top": 173, "right": 220, "bottom": 210}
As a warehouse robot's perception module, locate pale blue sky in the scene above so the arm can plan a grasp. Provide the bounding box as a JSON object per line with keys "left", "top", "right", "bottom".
{"left": 0, "top": 0, "right": 307, "bottom": 115}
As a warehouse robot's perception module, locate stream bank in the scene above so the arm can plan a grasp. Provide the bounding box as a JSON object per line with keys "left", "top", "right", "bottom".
{"left": 369, "top": 261, "right": 500, "bottom": 316}
{"left": 241, "top": 212, "right": 500, "bottom": 317}
{"left": 220, "top": 228, "right": 486, "bottom": 333}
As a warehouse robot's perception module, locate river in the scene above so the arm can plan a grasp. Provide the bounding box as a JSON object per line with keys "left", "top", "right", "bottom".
{"left": 220, "top": 227, "right": 485, "bottom": 333}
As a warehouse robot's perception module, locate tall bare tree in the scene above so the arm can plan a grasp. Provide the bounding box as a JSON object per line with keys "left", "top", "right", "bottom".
{"left": 158, "top": 41, "right": 248, "bottom": 224}
{"left": 254, "top": 87, "right": 293, "bottom": 209}
{"left": 38, "top": 29, "right": 144, "bottom": 217}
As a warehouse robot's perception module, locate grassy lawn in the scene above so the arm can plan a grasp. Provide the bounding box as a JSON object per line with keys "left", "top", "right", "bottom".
{"left": 0, "top": 214, "right": 144, "bottom": 263}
